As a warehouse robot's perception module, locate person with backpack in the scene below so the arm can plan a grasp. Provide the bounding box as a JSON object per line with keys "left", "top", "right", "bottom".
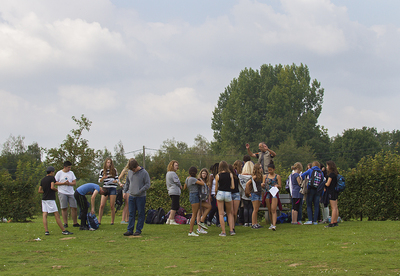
{"left": 301, "top": 161, "right": 323, "bottom": 225}
{"left": 238, "top": 161, "right": 254, "bottom": 227}
{"left": 290, "top": 162, "right": 303, "bottom": 225}
{"left": 263, "top": 163, "right": 282, "bottom": 231}
{"left": 165, "top": 160, "right": 182, "bottom": 225}
{"left": 74, "top": 183, "right": 109, "bottom": 230}
{"left": 123, "top": 158, "right": 151, "bottom": 236}
{"left": 324, "top": 161, "right": 340, "bottom": 228}
{"left": 184, "top": 167, "right": 209, "bottom": 236}
{"left": 247, "top": 163, "right": 266, "bottom": 229}
{"left": 196, "top": 168, "right": 212, "bottom": 234}
{"left": 206, "top": 163, "right": 220, "bottom": 227}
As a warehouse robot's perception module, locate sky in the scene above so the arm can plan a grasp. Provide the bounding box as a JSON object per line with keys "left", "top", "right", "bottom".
{"left": 1, "top": 0, "right": 400, "bottom": 157}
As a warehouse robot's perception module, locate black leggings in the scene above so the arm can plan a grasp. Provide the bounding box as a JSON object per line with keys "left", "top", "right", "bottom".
{"left": 74, "top": 191, "right": 88, "bottom": 227}
{"left": 243, "top": 199, "right": 253, "bottom": 224}
{"left": 207, "top": 195, "right": 220, "bottom": 224}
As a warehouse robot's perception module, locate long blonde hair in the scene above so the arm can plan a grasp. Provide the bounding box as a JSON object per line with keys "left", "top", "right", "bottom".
{"left": 242, "top": 161, "right": 254, "bottom": 175}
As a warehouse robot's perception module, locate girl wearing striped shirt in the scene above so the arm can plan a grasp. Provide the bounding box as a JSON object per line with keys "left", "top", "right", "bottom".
{"left": 98, "top": 158, "right": 119, "bottom": 225}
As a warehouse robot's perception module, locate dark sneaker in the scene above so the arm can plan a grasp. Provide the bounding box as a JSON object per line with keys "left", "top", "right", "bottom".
{"left": 63, "top": 223, "right": 68, "bottom": 228}
{"left": 45, "top": 231, "right": 50, "bottom": 235}
{"left": 73, "top": 223, "right": 80, "bottom": 227}
{"left": 80, "top": 226, "right": 89, "bottom": 230}
{"left": 62, "top": 230, "right": 73, "bottom": 235}
{"left": 123, "top": 231, "right": 133, "bottom": 236}
{"left": 110, "top": 223, "right": 114, "bottom": 225}
{"left": 229, "top": 231, "right": 236, "bottom": 236}
{"left": 324, "top": 223, "right": 334, "bottom": 228}
{"left": 133, "top": 232, "right": 141, "bottom": 236}
{"left": 333, "top": 223, "right": 339, "bottom": 227}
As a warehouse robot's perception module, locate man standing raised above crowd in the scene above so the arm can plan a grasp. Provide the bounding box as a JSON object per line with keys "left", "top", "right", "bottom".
{"left": 246, "top": 142, "right": 277, "bottom": 174}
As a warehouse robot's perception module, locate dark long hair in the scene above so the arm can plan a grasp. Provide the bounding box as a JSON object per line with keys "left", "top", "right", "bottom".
{"left": 326, "top": 160, "right": 338, "bottom": 176}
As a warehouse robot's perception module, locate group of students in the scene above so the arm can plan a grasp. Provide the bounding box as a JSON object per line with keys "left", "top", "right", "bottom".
{"left": 290, "top": 160, "right": 340, "bottom": 228}
{"left": 164, "top": 156, "right": 340, "bottom": 236}
{"left": 164, "top": 158, "right": 285, "bottom": 237}
{"left": 39, "top": 146, "right": 340, "bottom": 236}
{"left": 39, "top": 158, "right": 150, "bottom": 236}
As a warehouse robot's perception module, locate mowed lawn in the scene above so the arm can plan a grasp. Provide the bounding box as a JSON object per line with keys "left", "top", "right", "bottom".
{"left": 1, "top": 216, "right": 400, "bottom": 275}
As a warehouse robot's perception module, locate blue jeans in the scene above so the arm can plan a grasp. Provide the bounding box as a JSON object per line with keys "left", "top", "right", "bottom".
{"left": 307, "top": 188, "right": 320, "bottom": 222}
{"left": 127, "top": 196, "right": 146, "bottom": 234}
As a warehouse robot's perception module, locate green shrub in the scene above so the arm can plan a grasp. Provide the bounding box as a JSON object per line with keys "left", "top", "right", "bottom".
{"left": 339, "top": 150, "right": 400, "bottom": 221}
{"left": 0, "top": 161, "right": 44, "bottom": 222}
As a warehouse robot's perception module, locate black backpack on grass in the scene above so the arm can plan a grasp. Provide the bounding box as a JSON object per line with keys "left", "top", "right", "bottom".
{"left": 145, "top": 209, "right": 157, "bottom": 224}
{"left": 152, "top": 207, "right": 166, "bottom": 224}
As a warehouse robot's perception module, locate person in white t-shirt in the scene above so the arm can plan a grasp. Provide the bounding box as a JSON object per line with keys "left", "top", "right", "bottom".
{"left": 55, "top": 161, "right": 79, "bottom": 228}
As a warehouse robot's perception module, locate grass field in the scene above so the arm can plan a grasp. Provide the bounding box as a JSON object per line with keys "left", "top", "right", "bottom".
{"left": 1, "top": 216, "right": 400, "bottom": 275}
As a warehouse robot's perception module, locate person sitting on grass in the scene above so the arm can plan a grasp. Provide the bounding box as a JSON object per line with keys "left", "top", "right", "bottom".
{"left": 74, "top": 183, "right": 109, "bottom": 230}
{"left": 38, "top": 166, "right": 73, "bottom": 236}
{"left": 184, "top": 166, "right": 209, "bottom": 237}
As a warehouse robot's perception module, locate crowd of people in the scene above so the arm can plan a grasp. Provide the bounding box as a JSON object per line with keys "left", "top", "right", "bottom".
{"left": 38, "top": 141, "right": 340, "bottom": 236}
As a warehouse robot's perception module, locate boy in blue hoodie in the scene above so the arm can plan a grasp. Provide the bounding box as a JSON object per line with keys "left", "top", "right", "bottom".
{"left": 301, "top": 161, "right": 323, "bottom": 225}
{"left": 123, "top": 159, "right": 151, "bottom": 236}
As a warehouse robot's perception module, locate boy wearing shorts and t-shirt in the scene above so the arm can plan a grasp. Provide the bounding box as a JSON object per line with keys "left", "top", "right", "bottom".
{"left": 55, "top": 161, "right": 79, "bottom": 228}
{"left": 38, "top": 166, "right": 73, "bottom": 235}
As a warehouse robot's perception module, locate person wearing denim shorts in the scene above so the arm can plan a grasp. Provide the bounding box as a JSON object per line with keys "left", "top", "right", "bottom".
{"left": 185, "top": 167, "right": 209, "bottom": 236}
{"left": 215, "top": 161, "right": 235, "bottom": 236}
{"left": 248, "top": 163, "right": 265, "bottom": 229}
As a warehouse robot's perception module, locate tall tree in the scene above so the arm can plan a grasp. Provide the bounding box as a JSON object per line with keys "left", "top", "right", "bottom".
{"left": 211, "top": 63, "right": 327, "bottom": 154}
{"left": 0, "top": 135, "right": 42, "bottom": 179}
{"left": 330, "top": 127, "right": 381, "bottom": 170}
{"left": 46, "top": 115, "right": 96, "bottom": 180}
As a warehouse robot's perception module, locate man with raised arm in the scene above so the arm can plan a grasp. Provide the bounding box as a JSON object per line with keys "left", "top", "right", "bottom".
{"left": 246, "top": 142, "right": 276, "bottom": 175}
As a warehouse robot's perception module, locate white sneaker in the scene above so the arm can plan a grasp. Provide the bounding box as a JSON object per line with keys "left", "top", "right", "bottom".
{"left": 196, "top": 228, "right": 208, "bottom": 234}
{"left": 268, "top": 225, "right": 274, "bottom": 230}
{"left": 188, "top": 232, "right": 199, "bottom": 237}
{"left": 166, "top": 219, "right": 170, "bottom": 225}
{"left": 169, "top": 219, "right": 179, "bottom": 225}
{"left": 304, "top": 221, "right": 313, "bottom": 225}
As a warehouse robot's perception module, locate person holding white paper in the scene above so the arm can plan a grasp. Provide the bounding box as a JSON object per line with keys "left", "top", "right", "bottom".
{"left": 262, "top": 163, "right": 281, "bottom": 231}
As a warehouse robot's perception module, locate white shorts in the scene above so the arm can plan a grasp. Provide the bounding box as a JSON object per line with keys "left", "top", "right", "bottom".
{"left": 58, "top": 193, "right": 77, "bottom": 209}
{"left": 42, "top": 200, "right": 59, "bottom": 213}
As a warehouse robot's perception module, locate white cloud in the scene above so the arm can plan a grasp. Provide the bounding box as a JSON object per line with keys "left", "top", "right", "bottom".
{"left": 1, "top": 0, "right": 400, "bottom": 152}
{"left": 133, "top": 87, "right": 213, "bottom": 123}
{"left": 58, "top": 86, "right": 118, "bottom": 111}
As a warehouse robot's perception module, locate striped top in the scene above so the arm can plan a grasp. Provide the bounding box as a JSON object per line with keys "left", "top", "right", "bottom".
{"left": 99, "top": 168, "right": 119, "bottom": 188}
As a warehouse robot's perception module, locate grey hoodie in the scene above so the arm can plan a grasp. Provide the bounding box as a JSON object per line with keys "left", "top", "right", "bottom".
{"left": 123, "top": 167, "right": 151, "bottom": 197}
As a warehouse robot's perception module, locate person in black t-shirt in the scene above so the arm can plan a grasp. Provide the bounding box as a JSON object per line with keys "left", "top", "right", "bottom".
{"left": 324, "top": 161, "right": 339, "bottom": 228}
{"left": 38, "top": 166, "right": 73, "bottom": 236}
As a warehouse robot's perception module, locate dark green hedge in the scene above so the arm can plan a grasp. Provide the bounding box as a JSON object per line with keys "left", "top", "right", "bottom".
{"left": 339, "top": 150, "right": 400, "bottom": 221}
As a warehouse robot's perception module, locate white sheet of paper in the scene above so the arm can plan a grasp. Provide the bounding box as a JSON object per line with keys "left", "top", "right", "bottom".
{"left": 269, "top": 186, "right": 279, "bottom": 197}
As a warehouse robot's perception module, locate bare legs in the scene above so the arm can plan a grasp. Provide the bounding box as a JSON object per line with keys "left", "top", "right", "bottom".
{"left": 217, "top": 200, "right": 234, "bottom": 234}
